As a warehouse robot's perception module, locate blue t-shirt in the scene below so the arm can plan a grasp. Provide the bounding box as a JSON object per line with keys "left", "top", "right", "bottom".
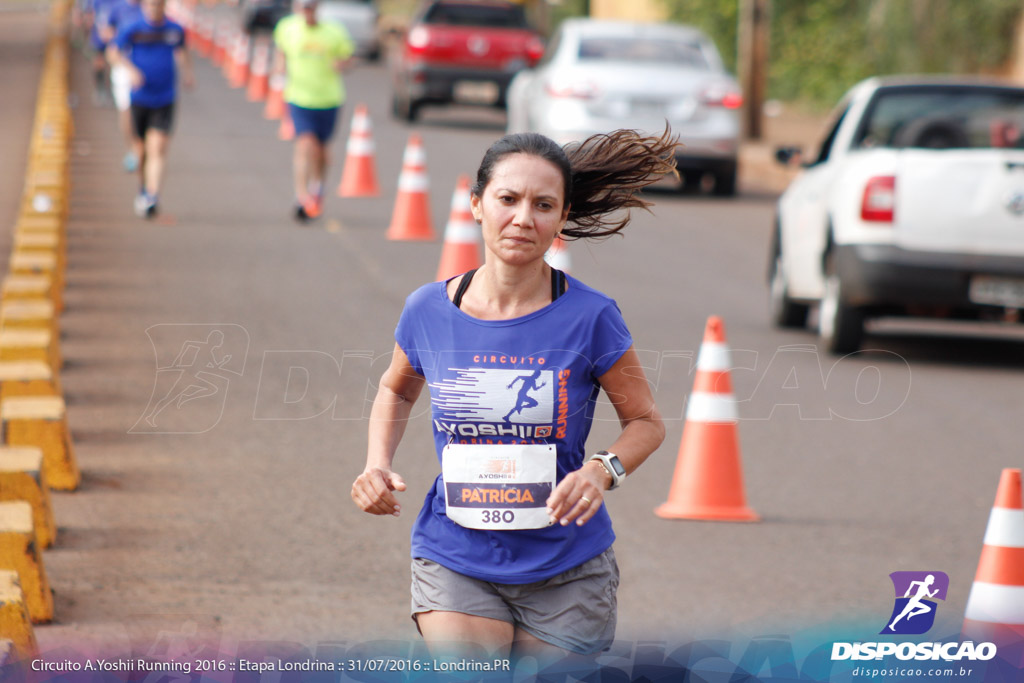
{"left": 395, "top": 274, "right": 633, "bottom": 584}
{"left": 105, "top": 0, "right": 143, "bottom": 40}
{"left": 89, "top": 0, "right": 119, "bottom": 49}
{"left": 114, "top": 17, "right": 185, "bottom": 107}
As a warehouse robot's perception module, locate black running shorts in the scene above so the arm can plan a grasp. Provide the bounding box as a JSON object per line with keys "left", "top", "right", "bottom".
{"left": 131, "top": 102, "right": 176, "bottom": 139}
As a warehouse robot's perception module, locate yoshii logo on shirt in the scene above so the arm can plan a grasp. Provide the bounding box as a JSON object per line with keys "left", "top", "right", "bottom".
{"left": 431, "top": 368, "right": 556, "bottom": 442}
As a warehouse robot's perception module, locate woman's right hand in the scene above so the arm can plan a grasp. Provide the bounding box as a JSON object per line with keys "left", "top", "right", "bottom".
{"left": 351, "top": 467, "right": 407, "bottom": 517}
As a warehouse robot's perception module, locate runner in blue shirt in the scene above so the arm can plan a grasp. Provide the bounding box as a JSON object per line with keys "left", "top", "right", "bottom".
{"left": 109, "top": 0, "right": 194, "bottom": 218}
{"left": 353, "top": 129, "right": 677, "bottom": 660}
{"left": 87, "top": 0, "right": 119, "bottom": 103}
{"left": 103, "top": 0, "right": 145, "bottom": 171}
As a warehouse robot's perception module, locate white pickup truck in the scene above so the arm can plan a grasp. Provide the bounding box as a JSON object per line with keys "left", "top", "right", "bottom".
{"left": 769, "top": 76, "right": 1024, "bottom": 352}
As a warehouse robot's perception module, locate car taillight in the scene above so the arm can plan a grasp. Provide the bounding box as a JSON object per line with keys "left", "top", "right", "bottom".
{"left": 544, "top": 78, "right": 598, "bottom": 99}
{"left": 861, "top": 176, "right": 896, "bottom": 223}
{"left": 701, "top": 86, "right": 743, "bottom": 109}
{"left": 720, "top": 92, "right": 743, "bottom": 109}
{"left": 406, "top": 25, "right": 430, "bottom": 54}
{"left": 526, "top": 37, "right": 544, "bottom": 64}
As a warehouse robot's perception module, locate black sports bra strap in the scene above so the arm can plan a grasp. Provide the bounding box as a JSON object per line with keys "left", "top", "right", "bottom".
{"left": 453, "top": 269, "right": 478, "bottom": 309}
{"left": 453, "top": 267, "right": 565, "bottom": 310}
{"left": 551, "top": 268, "right": 566, "bottom": 301}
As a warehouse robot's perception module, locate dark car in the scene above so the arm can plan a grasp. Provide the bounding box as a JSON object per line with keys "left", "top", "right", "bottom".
{"left": 241, "top": 0, "right": 291, "bottom": 33}
{"left": 390, "top": 0, "right": 544, "bottom": 121}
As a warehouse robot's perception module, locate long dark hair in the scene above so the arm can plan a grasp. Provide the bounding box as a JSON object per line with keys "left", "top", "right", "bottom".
{"left": 471, "top": 128, "right": 679, "bottom": 239}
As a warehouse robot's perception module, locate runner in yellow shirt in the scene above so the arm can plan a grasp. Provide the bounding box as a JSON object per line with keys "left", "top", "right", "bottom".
{"left": 273, "top": 0, "right": 354, "bottom": 222}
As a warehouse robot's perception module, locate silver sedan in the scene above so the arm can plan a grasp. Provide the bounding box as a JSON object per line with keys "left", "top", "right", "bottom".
{"left": 506, "top": 18, "right": 742, "bottom": 195}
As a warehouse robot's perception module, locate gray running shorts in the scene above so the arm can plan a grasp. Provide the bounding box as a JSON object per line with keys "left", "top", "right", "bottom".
{"left": 410, "top": 547, "right": 619, "bottom": 655}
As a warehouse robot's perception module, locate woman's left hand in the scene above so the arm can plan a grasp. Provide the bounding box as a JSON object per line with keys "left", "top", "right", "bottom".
{"left": 546, "top": 461, "right": 607, "bottom": 527}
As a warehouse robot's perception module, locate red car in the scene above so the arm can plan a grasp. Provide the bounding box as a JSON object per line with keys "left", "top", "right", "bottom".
{"left": 391, "top": 0, "right": 544, "bottom": 121}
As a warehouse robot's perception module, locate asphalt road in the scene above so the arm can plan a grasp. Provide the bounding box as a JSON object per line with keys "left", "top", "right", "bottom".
{"left": 28, "top": 20, "right": 1024, "bottom": 660}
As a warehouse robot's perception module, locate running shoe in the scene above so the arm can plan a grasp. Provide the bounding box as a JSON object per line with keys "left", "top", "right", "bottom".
{"left": 294, "top": 203, "right": 310, "bottom": 223}
{"left": 302, "top": 194, "right": 323, "bottom": 219}
{"left": 122, "top": 152, "right": 138, "bottom": 172}
{"left": 135, "top": 193, "right": 158, "bottom": 219}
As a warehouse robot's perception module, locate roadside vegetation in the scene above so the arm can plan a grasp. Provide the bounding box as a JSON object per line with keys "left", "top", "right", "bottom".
{"left": 662, "top": 0, "right": 1023, "bottom": 110}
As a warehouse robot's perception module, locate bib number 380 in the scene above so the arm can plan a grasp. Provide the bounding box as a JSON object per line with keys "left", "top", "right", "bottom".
{"left": 481, "top": 510, "right": 516, "bottom": 524}
{"left": 442, "top": 443, "right": 556, "bottom": 530}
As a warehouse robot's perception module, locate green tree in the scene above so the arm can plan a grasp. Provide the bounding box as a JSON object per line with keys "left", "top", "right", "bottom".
{"left": 660, "top": 0, "right": 1023, "bottom": 108}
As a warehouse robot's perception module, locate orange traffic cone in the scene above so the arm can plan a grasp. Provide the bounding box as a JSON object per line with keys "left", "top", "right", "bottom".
{"left": 544, "top": 235, "right": 571, "bottom": 274}
{"left": 337, "top": 104, "right": 380, "bottom": 197}
{"left": 278, "top": 107, "right": 294, "bottom": 141}
{"left": 228, "top": 33, "right": 251, "bottom": 89}
{"left": 212, "top": 22, "right": 229, "bottom": 67}
{"left": 222, "top": 30, "right": 239, "bottom": 80}
{"left": 963, "top": 468, "right": 1024, "bottom": 658}
{"left": 655, "top": 316, "right": 759, "bottom": 522}
{"left": 180, "top": 4, "right": 195, "bottom": 46}
{"left": 246, "top": 41, "right": 270, "bottom": 102}
{"left": 264, "top": 73, "right": 286, "bottom": 120}
{"left": 436, "top": 174, "right": 481, "bottom": 280}
{"left": 387, "top": 134, "right": 435, "bottom": 241}
{"left": 196, "top": 16, "right": 214, "bottom": 59}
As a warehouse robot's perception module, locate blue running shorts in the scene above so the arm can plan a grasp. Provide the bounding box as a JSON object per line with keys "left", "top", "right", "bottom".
{"left": 288, "top": 103, "right": 340, "bottom": 143}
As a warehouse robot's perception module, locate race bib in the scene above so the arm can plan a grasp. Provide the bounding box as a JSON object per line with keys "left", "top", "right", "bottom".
{"left": 442, "top": 443, "right": 556, "bottom": 530}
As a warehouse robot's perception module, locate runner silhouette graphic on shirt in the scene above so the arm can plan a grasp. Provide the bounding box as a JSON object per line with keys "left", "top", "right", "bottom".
{"left": 888, "top": 574, "right": 939, "bottom": 631}
{"left": 143, "top": 330, "right": 233, "bottom": 427}
{"left": 503, "top": 370, "right": 547, "bottom": 422}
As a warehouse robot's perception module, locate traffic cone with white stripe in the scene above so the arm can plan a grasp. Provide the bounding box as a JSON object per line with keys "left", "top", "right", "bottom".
{"left": 246, "top": 41, "right": 270, "bottom": 102}
{"left": 436, "top": 174, "right": 481, "bottom": 280}
{"left": 387, "top": 134, "right": 435, "bottom": 241}
{"left": 228, "top": 33, "right": 250, "bottom": 89}
{"left": 962, "top": 468, "right": 1024, "bottom": 661}
{"left": 277, "top": 106, "right": 294, "bottom": 141}
{"left": 544, "top": 235, "right": 571, "bottom": 274}
{"left": 196, "top": 16, "right": 214, "bottom": 59}
{"left": 212, "top": 21, "right": 229, "bottom": 68}
{"left": 655, "top": 316, "right": 759, "bottom": 522}
{"left": 337, "top": 104, "right": 380, "bottom": 197}
{"left": 179, "top": 3, "right": 195, "bottom": 46}
{"left": 264, "top": 73, "right": 286, "bottom": 120}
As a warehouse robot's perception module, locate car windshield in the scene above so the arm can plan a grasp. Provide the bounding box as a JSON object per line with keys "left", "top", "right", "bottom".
{"left": 577, "top": 36, "right": 708, "bottom": 68}
{"left": 854, "top": 88, "right": 1024, "bottom": 150}
{"left": 423, "top": 3, "right": 528, "bottom": 28}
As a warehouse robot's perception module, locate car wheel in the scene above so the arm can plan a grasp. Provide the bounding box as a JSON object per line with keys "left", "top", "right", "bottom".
{"left": 769, "top": 239, "right": 810, "bottom": 328}
{"left": 818, "top": 253, "right": 864, "bottom": 353}
{"left": 712, "top": 168, "right": 737, "bottom": 197}
{"left": 405, "top": 99, "right": 421, "bottom": 122}
{"left": 678, "top": 170, "right": 703, "bottom": 194}
{"left": 392, "top": 91, "right": 420, "bottom": 122}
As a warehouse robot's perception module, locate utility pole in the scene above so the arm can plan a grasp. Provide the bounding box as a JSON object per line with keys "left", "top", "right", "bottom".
{"left": 737, "top": 0, "right": 770, "bottom": 140}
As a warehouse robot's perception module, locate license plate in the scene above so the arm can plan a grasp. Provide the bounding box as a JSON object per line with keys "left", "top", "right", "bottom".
{"left": 453, "top": 80, "right": 499, "bottom": 105}
{"left": 968, "top": 275, "right": 1024, "bottom": 307}
{"left": 631, "top": 98, "right": 666, "bottom": 118}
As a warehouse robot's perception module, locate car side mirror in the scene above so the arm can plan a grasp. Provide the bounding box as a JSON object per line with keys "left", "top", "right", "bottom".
{"left": 775, "top": 146, "right": 803, "bottom": 166}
